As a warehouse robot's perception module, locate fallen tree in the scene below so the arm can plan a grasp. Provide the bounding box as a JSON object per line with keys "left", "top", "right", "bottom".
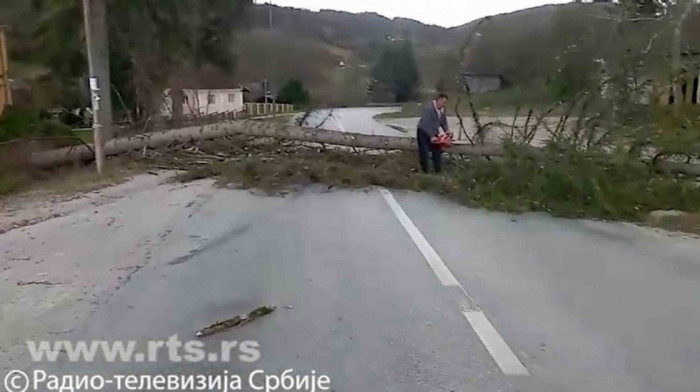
{"left": 28, "top": 120, "right": 503, "bottom": 168}
{"left": 27, "top": 120, "right": 700, "bottom": 176}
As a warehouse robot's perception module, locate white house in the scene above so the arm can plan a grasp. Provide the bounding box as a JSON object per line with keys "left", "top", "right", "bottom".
{"left": 162, "top": 88, "right": 244, "bottom": 118}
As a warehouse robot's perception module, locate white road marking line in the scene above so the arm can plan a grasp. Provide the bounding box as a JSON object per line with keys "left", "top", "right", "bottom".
{"left": 463, "top": 311, "right": 530, "bottom": 376}
{"left": 380, "top": 188, "right": 529, "bottom": 377}
{"left": 380, "top": 189, "right": 460, "bottom": 287}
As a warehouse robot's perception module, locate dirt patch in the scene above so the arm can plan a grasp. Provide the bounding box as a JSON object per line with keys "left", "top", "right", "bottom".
{"left": 647, "top": 210, "right": 700, "bottom": 235}
{"left": 1, "top": 156, "right": 143, "bottom": 197}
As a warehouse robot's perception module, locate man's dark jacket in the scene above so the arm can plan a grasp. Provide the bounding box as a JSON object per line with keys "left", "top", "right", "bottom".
{"left": 417, "top": 103, "right": 449, "bottom": 138}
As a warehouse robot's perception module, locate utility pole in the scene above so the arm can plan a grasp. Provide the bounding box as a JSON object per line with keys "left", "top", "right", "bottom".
{"left": 268, "top": 2, "right": 276, "bottom": 112}
{"left": 269, "top": 1, "right": 273, "bottom": 30}
{"left": 263, "top": 79, "right": 269, "bottom": 105}
{"left": 261, "top": 1, "right": 273, "bottom": 106}
{"left": 82, "top": 0, "right": 112, "bottom": 175}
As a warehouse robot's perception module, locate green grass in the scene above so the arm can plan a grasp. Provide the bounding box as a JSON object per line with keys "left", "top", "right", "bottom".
{"left": 0, "top": 106, "right": 73, "bottom": 143}
{"left": 0, "top": 157, "right": 143, "bottom": 199}
{"left": 0, "top": 174, "right": 27, "bottom": 196}
{"left": 71, "top": 128, "right": 94, "bottom": 144}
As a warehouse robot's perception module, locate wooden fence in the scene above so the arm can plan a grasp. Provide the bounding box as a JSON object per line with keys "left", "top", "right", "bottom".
{"left": 245, "top": 103, "right": 294, "bottom": 117}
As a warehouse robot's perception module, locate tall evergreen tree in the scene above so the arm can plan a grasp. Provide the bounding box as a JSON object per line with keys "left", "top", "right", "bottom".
{"left": 371, "top": 40, "right": 421, "bottom": 102}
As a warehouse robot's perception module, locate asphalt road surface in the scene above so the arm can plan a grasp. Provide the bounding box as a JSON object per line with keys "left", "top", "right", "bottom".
{"left": 300, "top": 106, "right": 558, "bottom": 147}
{"left": 8, "top": 182, "right": 699, "bottom": 392}
{"left": 298, "top": 107, "right": 407, "bottom": 136}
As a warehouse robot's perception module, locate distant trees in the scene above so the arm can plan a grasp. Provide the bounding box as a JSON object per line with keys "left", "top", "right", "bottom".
{"left": 332, "top": 66, "right": 370, "bottom": 107}
{"left": 456, "top": 0, "right": 700, "bottom": 167}
{"left": 277, "top": 79, "right": 311, "bottom": 106}
{"left": 370, "top": 40, "right": 421, "bottom": 102}
{"left": 12, "top": 0, "right": 252, "bottom": 121}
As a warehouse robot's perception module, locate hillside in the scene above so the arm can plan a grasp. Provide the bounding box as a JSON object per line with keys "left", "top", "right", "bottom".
{"left": 232, "top": 2, "right": 612, "bottom": 104}
{"left": 8, "top": 1, "right": 698, "bottom": 109}
{"left": 2, "top": 1, "right": 621, "bottom": 106}
{"left": 233, "top": 4, "right": 467, "bottom": 104}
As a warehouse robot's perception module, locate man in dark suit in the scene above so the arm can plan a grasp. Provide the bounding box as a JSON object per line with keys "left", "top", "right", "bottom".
{"left": 417, "top": 93, "right": 451, "bottom": 173}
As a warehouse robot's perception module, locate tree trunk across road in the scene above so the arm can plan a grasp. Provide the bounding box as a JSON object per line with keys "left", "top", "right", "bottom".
{"left": 28, "top": 120, "right": 503, "bottom": 168}
{"left": 27, "top": 120, "right": 700, "bottom": 176}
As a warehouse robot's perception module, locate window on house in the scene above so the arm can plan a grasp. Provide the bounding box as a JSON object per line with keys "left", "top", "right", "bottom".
{"left": 208, "top": 94, "right": 216, "bottom": 104}
{"left": 228, "top": 93, "right": 236, "bottom": 103}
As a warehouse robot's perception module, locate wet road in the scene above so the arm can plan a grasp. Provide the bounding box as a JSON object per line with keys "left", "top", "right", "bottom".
{"left": 299, "top": 106, "right": 559, "bottom": 147}
{"left": 299, "top": 107, "right": 406, "bottom": 136}
{"left": 14, "top": 184, "right": 700, "bottom": 392}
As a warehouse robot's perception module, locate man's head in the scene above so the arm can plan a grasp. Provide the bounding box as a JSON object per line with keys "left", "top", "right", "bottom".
{"left": 435, "top": 93, "right": 449, "bottom": 110}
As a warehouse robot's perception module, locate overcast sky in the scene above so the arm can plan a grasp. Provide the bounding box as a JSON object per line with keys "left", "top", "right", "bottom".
{"left": 260, "top": 0, "right": 571, "bottom": 28}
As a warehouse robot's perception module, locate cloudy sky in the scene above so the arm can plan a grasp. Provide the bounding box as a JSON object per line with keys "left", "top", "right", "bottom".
{"left": 260, "top": 0, "right": 571, "bottom": 28}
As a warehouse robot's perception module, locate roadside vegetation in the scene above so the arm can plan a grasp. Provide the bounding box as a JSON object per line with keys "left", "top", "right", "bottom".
{"left": 0, "top": 157, "right": 141, "bottom": 197}
{"left": 134, "top": 136, "right": 700, "bottom": 224}
{"left": 0, "top": 106, "right": 73, "bottom": 143}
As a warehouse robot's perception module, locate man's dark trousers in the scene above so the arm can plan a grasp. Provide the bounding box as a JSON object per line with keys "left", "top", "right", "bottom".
{"left": 417, "top": 128, "right": 442, "bottom": 173}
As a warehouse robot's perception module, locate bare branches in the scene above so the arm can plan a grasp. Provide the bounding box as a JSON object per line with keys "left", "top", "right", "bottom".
{"left": 315, "top": 109, "right": 335, "bottom": 129}
{"left": 296, "top": 109, "right": 314, "bottom": 127}
{"left": 454, "top": 97, "right": 475, "bottom": 145}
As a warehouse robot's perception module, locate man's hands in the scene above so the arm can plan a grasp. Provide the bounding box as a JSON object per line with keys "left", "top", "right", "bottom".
{"left": 432, "top": 128, "right": 453, "bottom": 144}
{"left": 438, "top": 130, "right": 454, "bottom": 138}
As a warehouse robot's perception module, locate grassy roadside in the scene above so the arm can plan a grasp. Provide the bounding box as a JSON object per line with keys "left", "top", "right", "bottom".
{"left": 0, "top": 157, "right": 144, "bottom": 198}
{"left": 2, "top": 134, "right": 698, "bottom": 234}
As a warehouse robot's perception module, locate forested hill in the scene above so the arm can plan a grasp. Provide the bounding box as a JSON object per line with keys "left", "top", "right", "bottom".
{"left": 232, "top": 2, "right": 614, "bottom": 103}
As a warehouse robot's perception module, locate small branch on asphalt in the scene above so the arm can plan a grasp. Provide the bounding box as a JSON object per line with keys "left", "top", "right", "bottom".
{"left": 195, "top": 306, "right": 276, "bottom": 338}
{"left": 17, "top": 280, "right": 64, "bottom": 286}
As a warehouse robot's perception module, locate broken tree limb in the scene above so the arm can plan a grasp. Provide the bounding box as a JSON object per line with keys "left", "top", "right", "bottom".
{"left": 26, "top": 120, "right": 700, "bottom": 176}
{"left": 196, "top": 306, "right": 276, "bottom": 338}
{"left": 28, "top": 120, "right": 504, "bottom": 168}
{"left": 17, "top": 280, "right": 63, "bottom": 286}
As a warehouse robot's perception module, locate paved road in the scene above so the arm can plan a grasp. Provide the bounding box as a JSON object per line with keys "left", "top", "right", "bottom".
{"left": 299, "top": 107, "right": 406, "bottom": 137}
{"left": 298, "top": 106, "right": 559, "bottom": 147}
{"left": 13, "top": 184, "right": 700, "bottom": 392}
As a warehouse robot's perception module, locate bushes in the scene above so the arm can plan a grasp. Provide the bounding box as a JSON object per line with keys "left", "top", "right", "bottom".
{"left": 277, "top": 80, "right": 311, "bottom": 107}
{"left": 452, "top": 146, "right": 700, "bottom": 219}
{"left": 0, "top": 106, "right": 72, "bottom": 143}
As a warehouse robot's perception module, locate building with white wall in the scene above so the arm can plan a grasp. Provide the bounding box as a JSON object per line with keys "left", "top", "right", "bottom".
{"left": 162, "top": 88, "right": 244, "bottom": 118}
{"left": 463, "top": 73, "right": 503, "bottom": 93}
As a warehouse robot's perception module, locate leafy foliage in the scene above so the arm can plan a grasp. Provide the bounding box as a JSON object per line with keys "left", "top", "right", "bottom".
{"left": 13, "top": 0, "right": 252, "bottom": 119}
{"left": 277, "top": 79, "right": 311, "bottom": 106}
{"left": 0, "top": 106, "right": 71, "bottom": 143}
